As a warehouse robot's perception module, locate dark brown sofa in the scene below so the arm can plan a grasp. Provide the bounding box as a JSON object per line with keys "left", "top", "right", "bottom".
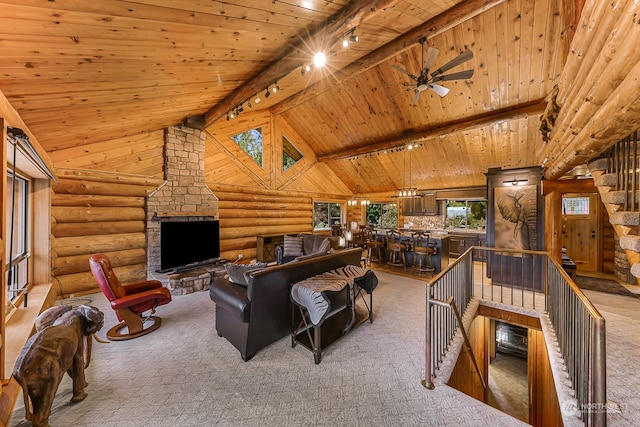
{"left": 275, "top": 234, "right": 343, "bottom": 264}
{"left": 209, "top": 248, "right": 362, "bottom": 361}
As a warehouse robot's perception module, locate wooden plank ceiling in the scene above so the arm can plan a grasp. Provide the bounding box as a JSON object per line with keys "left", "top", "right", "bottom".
{"left": 0, "top": 0, "right": 581, "bottom": 193}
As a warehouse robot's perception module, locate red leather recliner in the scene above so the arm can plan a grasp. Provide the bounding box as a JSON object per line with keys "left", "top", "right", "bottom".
{"left": 89, "top": 253, "right": 172, "bottom": 341}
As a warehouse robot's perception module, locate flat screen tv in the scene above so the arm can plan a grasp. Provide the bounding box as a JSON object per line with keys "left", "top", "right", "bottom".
{"left": 160, "top": 220, "right": 220, "bottom": 272}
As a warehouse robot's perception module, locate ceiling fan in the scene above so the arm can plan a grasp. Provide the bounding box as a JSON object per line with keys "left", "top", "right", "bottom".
{"left": 391, "top": 37, "right": 475, "bottom": 106}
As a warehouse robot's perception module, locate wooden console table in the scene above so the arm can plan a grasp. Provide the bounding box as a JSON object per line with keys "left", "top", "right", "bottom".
{"left": 256, "top": 234, "right": 284, "bottom": 262}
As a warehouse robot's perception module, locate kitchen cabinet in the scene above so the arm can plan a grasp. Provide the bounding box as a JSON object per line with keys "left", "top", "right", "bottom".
{"left": 448, "top": 232, "right": 484, "bottom": 259}
{"left": 401, "top": 194, "right": 438, "bottom": 216}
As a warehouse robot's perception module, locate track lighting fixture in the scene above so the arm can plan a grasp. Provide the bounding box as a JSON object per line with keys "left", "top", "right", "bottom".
{"left": 226, "top": 112, "right": 230, "bottom": 121}
{"left": 237, "top": 104, "right": 244, "bottom": 113}
{"left": 247, "top": 99, "right": 252, "bottom": 108}
{"left": 349, "top": 34, "right": 359, "bottom": 43}
{"left": 342, "top": 38, "right": 349, "bottom": 48}
{"left": 254, "top": 94, "right": 261, "bottom": 104}
{"left": 264, "top": 87, "right": 270, "bottom": 98}
{"left": 229, "top": 111, "right": 235, "bottom": 119}
{"left": 272, "top": 82, "right": 279, "bottom": 93}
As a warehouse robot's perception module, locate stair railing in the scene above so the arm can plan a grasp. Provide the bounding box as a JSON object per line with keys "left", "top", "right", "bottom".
{"left": 425, "top": 246, "right": 607, "bottom": 427}
{"left": 602, "top": 129, "right": 639, "bottom": 212}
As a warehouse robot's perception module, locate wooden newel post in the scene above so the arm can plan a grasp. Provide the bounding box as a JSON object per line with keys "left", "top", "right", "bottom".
{"left": 545, "top": 190, "right": 563, "bottom": 264}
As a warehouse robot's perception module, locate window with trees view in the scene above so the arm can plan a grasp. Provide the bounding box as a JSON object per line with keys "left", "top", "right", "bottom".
{"left": 282, "top": 134, "right": 303, "bottom": 171}
{"left": 445, "top": 200, "right": 487, "bottom": 229}
{"left": 365, "top": 203, "right": 398, "bottom": 229}
{"left": 230, "top": 128, "right": 263, "bottom": 167}
{"left": 313, "top": 202, "right": 342, "bottom": 230}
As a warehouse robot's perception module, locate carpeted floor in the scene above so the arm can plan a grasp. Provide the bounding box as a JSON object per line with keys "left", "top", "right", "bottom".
{"left": 574, "top": 275, "right": 639, "bottom": 298}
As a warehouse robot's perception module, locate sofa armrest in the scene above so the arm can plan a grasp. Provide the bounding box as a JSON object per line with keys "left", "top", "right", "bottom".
{"left": 209, "top": 276, "right": 251, "bottom": 323}
{"left": 275, "top": 245, "right": 296, "bottom": 264}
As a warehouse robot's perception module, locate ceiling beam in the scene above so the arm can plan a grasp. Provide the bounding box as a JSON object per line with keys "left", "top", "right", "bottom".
{"left": 272, "top": 0, "right": 507, "bottom": 115}
{"left": 318, "top": 100, "right": 547, "bottom": 161}
{"left": 202, "top": 0, "right": 401, "bottom": 128}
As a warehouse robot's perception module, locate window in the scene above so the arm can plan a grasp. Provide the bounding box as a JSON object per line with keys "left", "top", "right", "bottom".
{"left": 6, "top": 172, "right": 30, "bottom": 301}
{"left": 562, "top": 197, "right": 589, "bottom": 215}
{"left": 445, "top": 200, "right": 487, "bottom": 229}
{"left": 282, "top": 134, "right": 303, "bottom": 171}
{"left": 365, "top": 203, "right": 398, "bottom": 229}
{"left": 230, "top": 128, "right": 263, "bottom": 167}
{"left": 314, "top": 202, "right": 342, "bottom": 230}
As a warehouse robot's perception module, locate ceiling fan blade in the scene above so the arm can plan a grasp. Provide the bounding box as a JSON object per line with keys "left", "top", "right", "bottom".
{"left": 428, "top": 83, "right": 450, "bottom": 97}
{"left": 391, "top": 64, "right": 418, "bottom": 80}
{"left": 431, "top": 49, "right": 474, "bottom": 78}
{"left": 423, "top": 47, "right": 440, "bottom": 71}
{"left": 410, "top": 91, "right": 421, "bottom": 106}
{"left": 431, "top": 69, "right": 475, "bottom": 82}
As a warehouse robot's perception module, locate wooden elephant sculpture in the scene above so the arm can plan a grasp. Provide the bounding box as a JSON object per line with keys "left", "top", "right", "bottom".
{"left": 12, "top": 304, "right": 105, "bottom": 427}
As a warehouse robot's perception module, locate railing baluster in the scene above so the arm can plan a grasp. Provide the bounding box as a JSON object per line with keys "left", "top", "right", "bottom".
{"left": 425, "top": 247, "right": 606, "bottom": 426}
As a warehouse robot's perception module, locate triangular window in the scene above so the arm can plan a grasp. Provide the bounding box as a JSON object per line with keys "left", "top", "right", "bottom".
{"left": 230, "top": 128, "right": 263, "bottom": 167}
{"left": 282, "top": 134, "right": 303, "bottom": 171}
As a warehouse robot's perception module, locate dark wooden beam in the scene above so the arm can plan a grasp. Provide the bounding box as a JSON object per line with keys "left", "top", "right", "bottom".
{"left": 541, "top": 178, "right": 596, "bottom": 195}
{"left": 318, "top": 100, "right": 546, "bottom": 161}
{"left": 202, "top": 0, "right": 401, "bottom": 128}
{"left": 272, "top": 0, "right": 507, "bottom": 115}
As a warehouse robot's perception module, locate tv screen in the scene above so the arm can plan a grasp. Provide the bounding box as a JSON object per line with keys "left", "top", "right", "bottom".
{"left": 160, "top": 220, "right": 220, "bottom": 272}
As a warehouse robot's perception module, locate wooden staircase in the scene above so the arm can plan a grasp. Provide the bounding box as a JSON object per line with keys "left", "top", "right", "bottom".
{"left": 588, "top": 130, "right": 640, "bottom": 284}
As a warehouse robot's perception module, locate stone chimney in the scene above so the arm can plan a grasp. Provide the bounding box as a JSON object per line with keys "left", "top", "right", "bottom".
{"left": 146, "top": 125, "right": 219, "bottom": 282}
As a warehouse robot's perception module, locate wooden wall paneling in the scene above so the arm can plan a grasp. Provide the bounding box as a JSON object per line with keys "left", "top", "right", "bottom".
{"left": 206, "top": 111, "right": 273, "bottom": 187}
{"left": 48, "top": 130, "right": 164, "bottom": 177}
{"left": 273, "top": 115, "right": 319, "bottom": 189}
{"left": 446, "top": 314, "right": 487, "bottom": 402}
{"left": 528, "top": 328, "right": 563, "bottom": 427}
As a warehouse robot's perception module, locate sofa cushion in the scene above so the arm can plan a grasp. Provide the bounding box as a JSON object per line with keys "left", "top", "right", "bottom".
{"left": 283, "top": 235, "right": 304, "bottom": 257}
{"left": 225, "top": 262, "right": 268, "bottom": 287}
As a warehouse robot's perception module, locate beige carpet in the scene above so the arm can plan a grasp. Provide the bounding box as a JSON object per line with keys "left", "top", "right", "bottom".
{"left": 10, "top": 270, "right": 528, "bottom": 427}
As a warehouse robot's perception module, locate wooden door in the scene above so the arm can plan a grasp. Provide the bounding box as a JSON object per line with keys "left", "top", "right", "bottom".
{"left": 562, "top": 193, "right": 601, "bottom": 272}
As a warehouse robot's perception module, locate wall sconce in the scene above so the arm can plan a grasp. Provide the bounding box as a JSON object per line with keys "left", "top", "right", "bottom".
{"left": 504, "top": 177, "right": 528, "bottom": 186}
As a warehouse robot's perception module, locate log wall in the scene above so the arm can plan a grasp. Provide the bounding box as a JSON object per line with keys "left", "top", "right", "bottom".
{"left": 208, "top": 183, "right": 318, "bottom": 261}
{"left": 51, "top": 168, "right": 162, "bottom": 297}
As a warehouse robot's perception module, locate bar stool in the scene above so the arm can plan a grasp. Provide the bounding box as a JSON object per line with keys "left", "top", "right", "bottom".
{"left": 364, "top": 225, "right": 383, "bottom": 265}
{"left": 412, "top": 232, "right": 436, "bottom": 276}
{"left": 386, "top": 229, "right": 407, "bottom": 271}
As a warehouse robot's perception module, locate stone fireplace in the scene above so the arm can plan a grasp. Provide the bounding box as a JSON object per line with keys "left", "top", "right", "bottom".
{"left": 146, "top": 125, "right": 219, "bottom": 293}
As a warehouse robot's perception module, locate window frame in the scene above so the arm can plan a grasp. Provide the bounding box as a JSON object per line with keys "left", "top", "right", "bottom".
{"left": 313, "top": 201, "right": 343, "bottom": 231}
{"left": 6, "top": 171, "right": 31, "bottom": 301}
{"left": 444, "top": 199, "right": 487, "bottom": 230}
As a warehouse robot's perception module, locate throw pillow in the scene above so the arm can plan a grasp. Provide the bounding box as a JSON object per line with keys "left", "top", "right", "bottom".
{"left": 317, "top": 237, "right": 331, "bottom": 254}
{"left": 225, "top": 262, "right": 268, "bottom": 287}
{"left": 283, "top": 235, "right": 304, "bottom": 257}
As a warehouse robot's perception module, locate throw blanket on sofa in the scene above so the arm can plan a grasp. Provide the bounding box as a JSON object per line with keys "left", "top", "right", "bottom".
{"left": 290, "top": 265, "right": 369, "bottom": 326}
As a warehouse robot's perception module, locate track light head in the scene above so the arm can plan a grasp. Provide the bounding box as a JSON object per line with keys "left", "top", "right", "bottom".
{"left": 264, "top": 87, "right": 270, "bottom": 98}
{"left": 254, "top": 94, "right": 261, "bottom": 104}
{"left": 349, "top": 34, "right": 359, "bottom": 43}
{"left": 272, "top": 83, "right": 279, "bottom": 93}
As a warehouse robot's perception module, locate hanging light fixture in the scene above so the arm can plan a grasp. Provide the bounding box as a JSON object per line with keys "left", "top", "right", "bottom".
{"left": 392, "top": 136, "right": 419, "bottom": 198}
{"left": 349, "top": 162, "right": 370, "bottom": 206}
